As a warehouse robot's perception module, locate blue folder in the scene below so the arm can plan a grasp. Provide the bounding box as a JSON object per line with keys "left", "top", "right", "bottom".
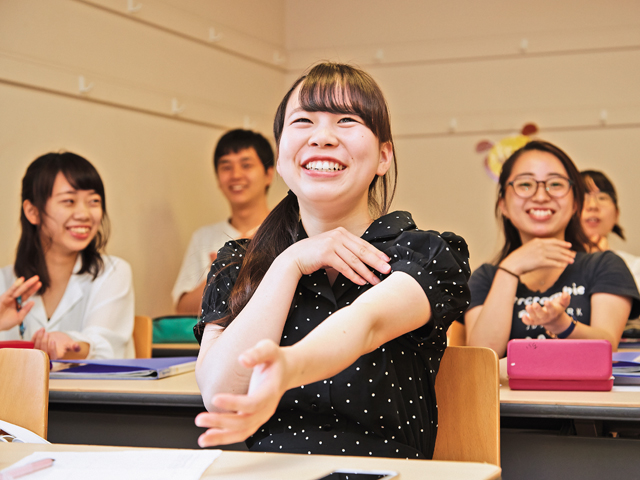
{"left": 50, "top": 356, "right": 197, "bottom": 380}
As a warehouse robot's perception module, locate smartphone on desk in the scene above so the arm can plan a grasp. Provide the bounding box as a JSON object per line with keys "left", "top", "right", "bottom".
{"left": 314, "top": 470, "right": 398, "bottom": 479}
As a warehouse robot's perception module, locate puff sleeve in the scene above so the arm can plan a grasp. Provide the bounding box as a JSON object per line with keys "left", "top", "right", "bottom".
{"left": 378, "top": 230, "right": 471, "bottom": 345}
{"left": 194, "top": 239, "right": 249, "bottom": 343}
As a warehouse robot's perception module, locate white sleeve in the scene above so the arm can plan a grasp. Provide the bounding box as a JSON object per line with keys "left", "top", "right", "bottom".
{"left": 172, "top": 230, "right": 212, "bottom": 307}
{"left": 65, "top": 258, "right": 135, "bottom": 359}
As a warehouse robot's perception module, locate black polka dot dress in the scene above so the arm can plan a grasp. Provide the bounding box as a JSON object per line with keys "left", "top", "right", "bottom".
{"left": 196, "top": 211, "right": 471, "bottom": 459}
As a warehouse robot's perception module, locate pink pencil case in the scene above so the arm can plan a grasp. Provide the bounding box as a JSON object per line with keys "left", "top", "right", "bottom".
{"left": 507, "top": 339, "right": 613, "bottom": 391}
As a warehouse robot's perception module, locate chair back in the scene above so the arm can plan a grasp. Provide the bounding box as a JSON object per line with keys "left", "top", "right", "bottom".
{"left": 0, "top": 348, "right": 50, "bottom": 438}
{"left": 133, "top": 315, "right": 153, "bottom": 359}
{"left": 433, "top": 346, "right": 500, "bottom": 466}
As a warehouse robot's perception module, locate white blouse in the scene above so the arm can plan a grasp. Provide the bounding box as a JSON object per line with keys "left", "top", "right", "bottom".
{"left": 0, "top": 255, "right": 135, "bottom": 359}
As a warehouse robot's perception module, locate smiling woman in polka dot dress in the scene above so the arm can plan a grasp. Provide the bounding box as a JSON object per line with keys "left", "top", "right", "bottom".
{"left": 193, "top": 62, "right": 471, "bottom": 459}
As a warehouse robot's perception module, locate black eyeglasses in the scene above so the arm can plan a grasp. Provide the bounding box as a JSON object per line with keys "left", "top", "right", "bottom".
{"left": 507, "top": 176, "right": 573, "bottom": 199}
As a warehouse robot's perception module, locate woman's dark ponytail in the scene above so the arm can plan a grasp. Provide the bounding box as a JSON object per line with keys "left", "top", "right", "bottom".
{"left": 224, "top": 192, "right": 300, "bottom": 323}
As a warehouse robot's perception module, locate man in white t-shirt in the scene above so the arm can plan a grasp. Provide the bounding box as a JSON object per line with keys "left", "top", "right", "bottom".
{"left": 172, "top": 129, "right": 274, "bottom": 314}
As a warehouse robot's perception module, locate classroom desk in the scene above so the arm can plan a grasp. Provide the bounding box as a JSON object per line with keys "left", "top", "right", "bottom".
{"left": 48, "top": 371, "right": 206, "bottom": 449}
{"left": 48, "top": 373, "right": 640, "bottom": 480}
{"left": 499, "top": 384, "right": 640, "bottom": 480}
{"left": 0, "top": 444, "right": 502, "bottom": 480}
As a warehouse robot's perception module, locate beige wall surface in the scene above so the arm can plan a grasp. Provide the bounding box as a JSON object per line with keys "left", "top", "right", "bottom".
{"left": 1, "top": 0, "right": 639, "bottom": 318}
{"left": 0, "top": 0, "right": 288, "bottom": 317}
{"left": 285, "top": 0, "right": 640, "bottom": 268}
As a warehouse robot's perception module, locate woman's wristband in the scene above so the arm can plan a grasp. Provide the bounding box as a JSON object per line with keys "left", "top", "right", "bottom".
{"left": 496, "top": 265, "right": 520, "bottom": 281}
{"left": 546, "top": 317, "right": 578, "bottom": 339}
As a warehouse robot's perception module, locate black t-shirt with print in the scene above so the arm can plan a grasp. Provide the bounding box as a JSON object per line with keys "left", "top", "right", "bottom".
{"left": 195, "top": 211, "right": 471, "bottom": 459}
{"left": 465, "top": 251, "right": 640, "bottom": 339}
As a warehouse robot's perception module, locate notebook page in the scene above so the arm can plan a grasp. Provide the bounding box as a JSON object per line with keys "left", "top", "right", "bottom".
{"left": 0, "top": 450, "right": 222, "bottom": 480}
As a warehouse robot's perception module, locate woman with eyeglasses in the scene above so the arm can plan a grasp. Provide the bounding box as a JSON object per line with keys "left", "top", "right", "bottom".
{"left": 581, "top": 170, "right": 640, "bottom": 289}
{"left": 463, "top": 141, "right": 639, "bottom": 357}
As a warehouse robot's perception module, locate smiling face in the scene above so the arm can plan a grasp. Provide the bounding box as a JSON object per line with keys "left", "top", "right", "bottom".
{"left": 581, "top": 184, "right": 619, "bottom": 240}
{"left": 30, "top": 172, "right": 104, "bottom": 258}
{"left": 499, "top": 150, "right": 576, "bottom": 244}
{"left": 276, "top": 85, "right": 392, "bottom": 219}
{"left": 216, "top": 147, "right": 274, "bottom": 208}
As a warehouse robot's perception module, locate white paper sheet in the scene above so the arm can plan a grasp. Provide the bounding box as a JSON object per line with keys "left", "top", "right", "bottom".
{"left": 0, "top": 450, "right": 222, "bottom": 480}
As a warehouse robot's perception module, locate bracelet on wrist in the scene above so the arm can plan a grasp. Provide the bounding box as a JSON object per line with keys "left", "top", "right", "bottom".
{"left": 546, "top": 318, "right": 578, "bottom": 339}
{"left": 496, "top": 265, "right": 520, "bottom": 281}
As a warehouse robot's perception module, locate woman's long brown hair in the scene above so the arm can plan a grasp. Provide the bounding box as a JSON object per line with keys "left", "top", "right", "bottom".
{"left": 213, "top": 62, "right": 398, "bottom": 328}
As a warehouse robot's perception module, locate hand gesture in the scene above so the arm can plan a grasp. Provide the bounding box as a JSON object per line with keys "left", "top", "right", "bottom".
{"left": 282, "top": 227, "right": 390, "bottom": 286}
{"left": 0, "top": 276, "right": 41, "bottom": 332}
{"left": 195, "top": 339, "right": 288, "bottom": 447}
{"left": 31, "top": 328, "right": 81, "bottom": 360}
{"left": 501, "top": 238, "right": 576, "bottom": 276}
{"left": 521, "top": 292, "right": 572, "bottom": 331}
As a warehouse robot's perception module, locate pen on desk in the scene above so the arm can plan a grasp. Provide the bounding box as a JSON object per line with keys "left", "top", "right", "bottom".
{"left": 0, "top": 458, "right": 54, "bottom": 479}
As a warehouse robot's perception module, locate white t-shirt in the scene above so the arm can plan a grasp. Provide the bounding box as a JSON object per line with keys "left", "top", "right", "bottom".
{"left": 615, "top": 250, "right": 640, "bottom": 290}
{"left": 0, "top": 255, "right": 135, "bottom": 359}
{"left": 172, "top": 221, "right": 241, "bottom": 307}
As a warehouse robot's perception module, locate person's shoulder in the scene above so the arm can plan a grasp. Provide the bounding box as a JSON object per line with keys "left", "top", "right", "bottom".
{"left": 614, "top": 250, "right": 640, "bottom": 267}
{"left": 576, "top": 250, "right": 625, "bottom": 270}
{"left": 192, "top": 221, "right": 231, "bottom": 238}
{"left": 386, "top": 210, "right": 467, "bottom": 246}
{"left": 216, "top": 238, "right": 250, "bottom": 263}
{"left": 100, "top": 255, "right": 132, "bottom": 277}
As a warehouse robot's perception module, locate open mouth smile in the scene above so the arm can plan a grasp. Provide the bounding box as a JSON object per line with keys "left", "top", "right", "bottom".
{"left": 304, "top": 160, "right": 346, "bottom": 172}
{"left": 527, "top": 208, "right": 554, "bottom": 220}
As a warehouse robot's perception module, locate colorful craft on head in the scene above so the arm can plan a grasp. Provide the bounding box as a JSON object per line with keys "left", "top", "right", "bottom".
{"left": 477, "top": 123, "right": 538, "bottom": 181}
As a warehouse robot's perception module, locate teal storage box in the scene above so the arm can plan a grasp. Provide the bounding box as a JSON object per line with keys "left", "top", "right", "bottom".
{"left": 152, "top": 315, "right": 199, "bottom": 344}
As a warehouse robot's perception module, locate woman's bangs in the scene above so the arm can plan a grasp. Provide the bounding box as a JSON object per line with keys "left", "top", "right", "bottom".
{"left": 60, "top": 162, "right": 105, "bottom": 201}
{"left": 298, "top": 77, "right": 376, "bottom": 134}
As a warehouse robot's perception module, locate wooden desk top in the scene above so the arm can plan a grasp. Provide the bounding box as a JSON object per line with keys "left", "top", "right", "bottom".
{"left": 50, "top": 370, "right": 640, "bottom": 420}
{"left": 0, "top": 444, "right": 501, "bottom": 480}
{"left": 500, "top": 384, "right": 640, "bottom": 408}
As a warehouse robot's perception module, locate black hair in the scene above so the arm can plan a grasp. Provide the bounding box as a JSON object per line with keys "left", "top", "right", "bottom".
{"left": 581, "top": 169, "right": 624, "bottom": 239}
{"left": 495, "top": 140, "right": 589, "bottom": 263}
{"left": 213, "top": 129, "right": 275, "bottom": 173}
{"left": 15, "top": 152, "right": 109, "bottom": 293}
{"left": 213, "top": 62, "right": 397, "bottom": 328}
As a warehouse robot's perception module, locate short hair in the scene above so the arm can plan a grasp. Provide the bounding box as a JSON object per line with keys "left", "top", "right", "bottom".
{"left": 15, "top": 152, "right": 109, "bottom": 293}
{"left": 213, "top": 129, "right": 274, "bottom": 173}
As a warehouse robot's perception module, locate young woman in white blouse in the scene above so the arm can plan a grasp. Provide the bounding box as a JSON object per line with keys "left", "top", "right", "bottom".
{"left": 194, "top": 63, "right": 471, "bottom": 459}
{"left": 0, "top": 152, "right": 134, "bottom": 359}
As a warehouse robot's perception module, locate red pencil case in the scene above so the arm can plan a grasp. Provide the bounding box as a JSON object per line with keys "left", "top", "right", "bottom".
{"left": 507, "top": 339, "right": 613, "bottom": 391}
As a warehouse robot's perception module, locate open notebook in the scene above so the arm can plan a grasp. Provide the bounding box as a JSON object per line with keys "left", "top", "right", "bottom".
{"left": 49, "top": 357, "right": 197, "bottom": 380}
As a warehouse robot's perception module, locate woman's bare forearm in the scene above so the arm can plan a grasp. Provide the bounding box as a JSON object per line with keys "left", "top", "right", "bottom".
{"left": 196, "top": 254, "right": 302, "bottom": 410}
{"left": 466, "top": 270, "right": 519, "bottom": 357}
{"left": 281, "top": 272, "right": 431, "bottom": 392}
